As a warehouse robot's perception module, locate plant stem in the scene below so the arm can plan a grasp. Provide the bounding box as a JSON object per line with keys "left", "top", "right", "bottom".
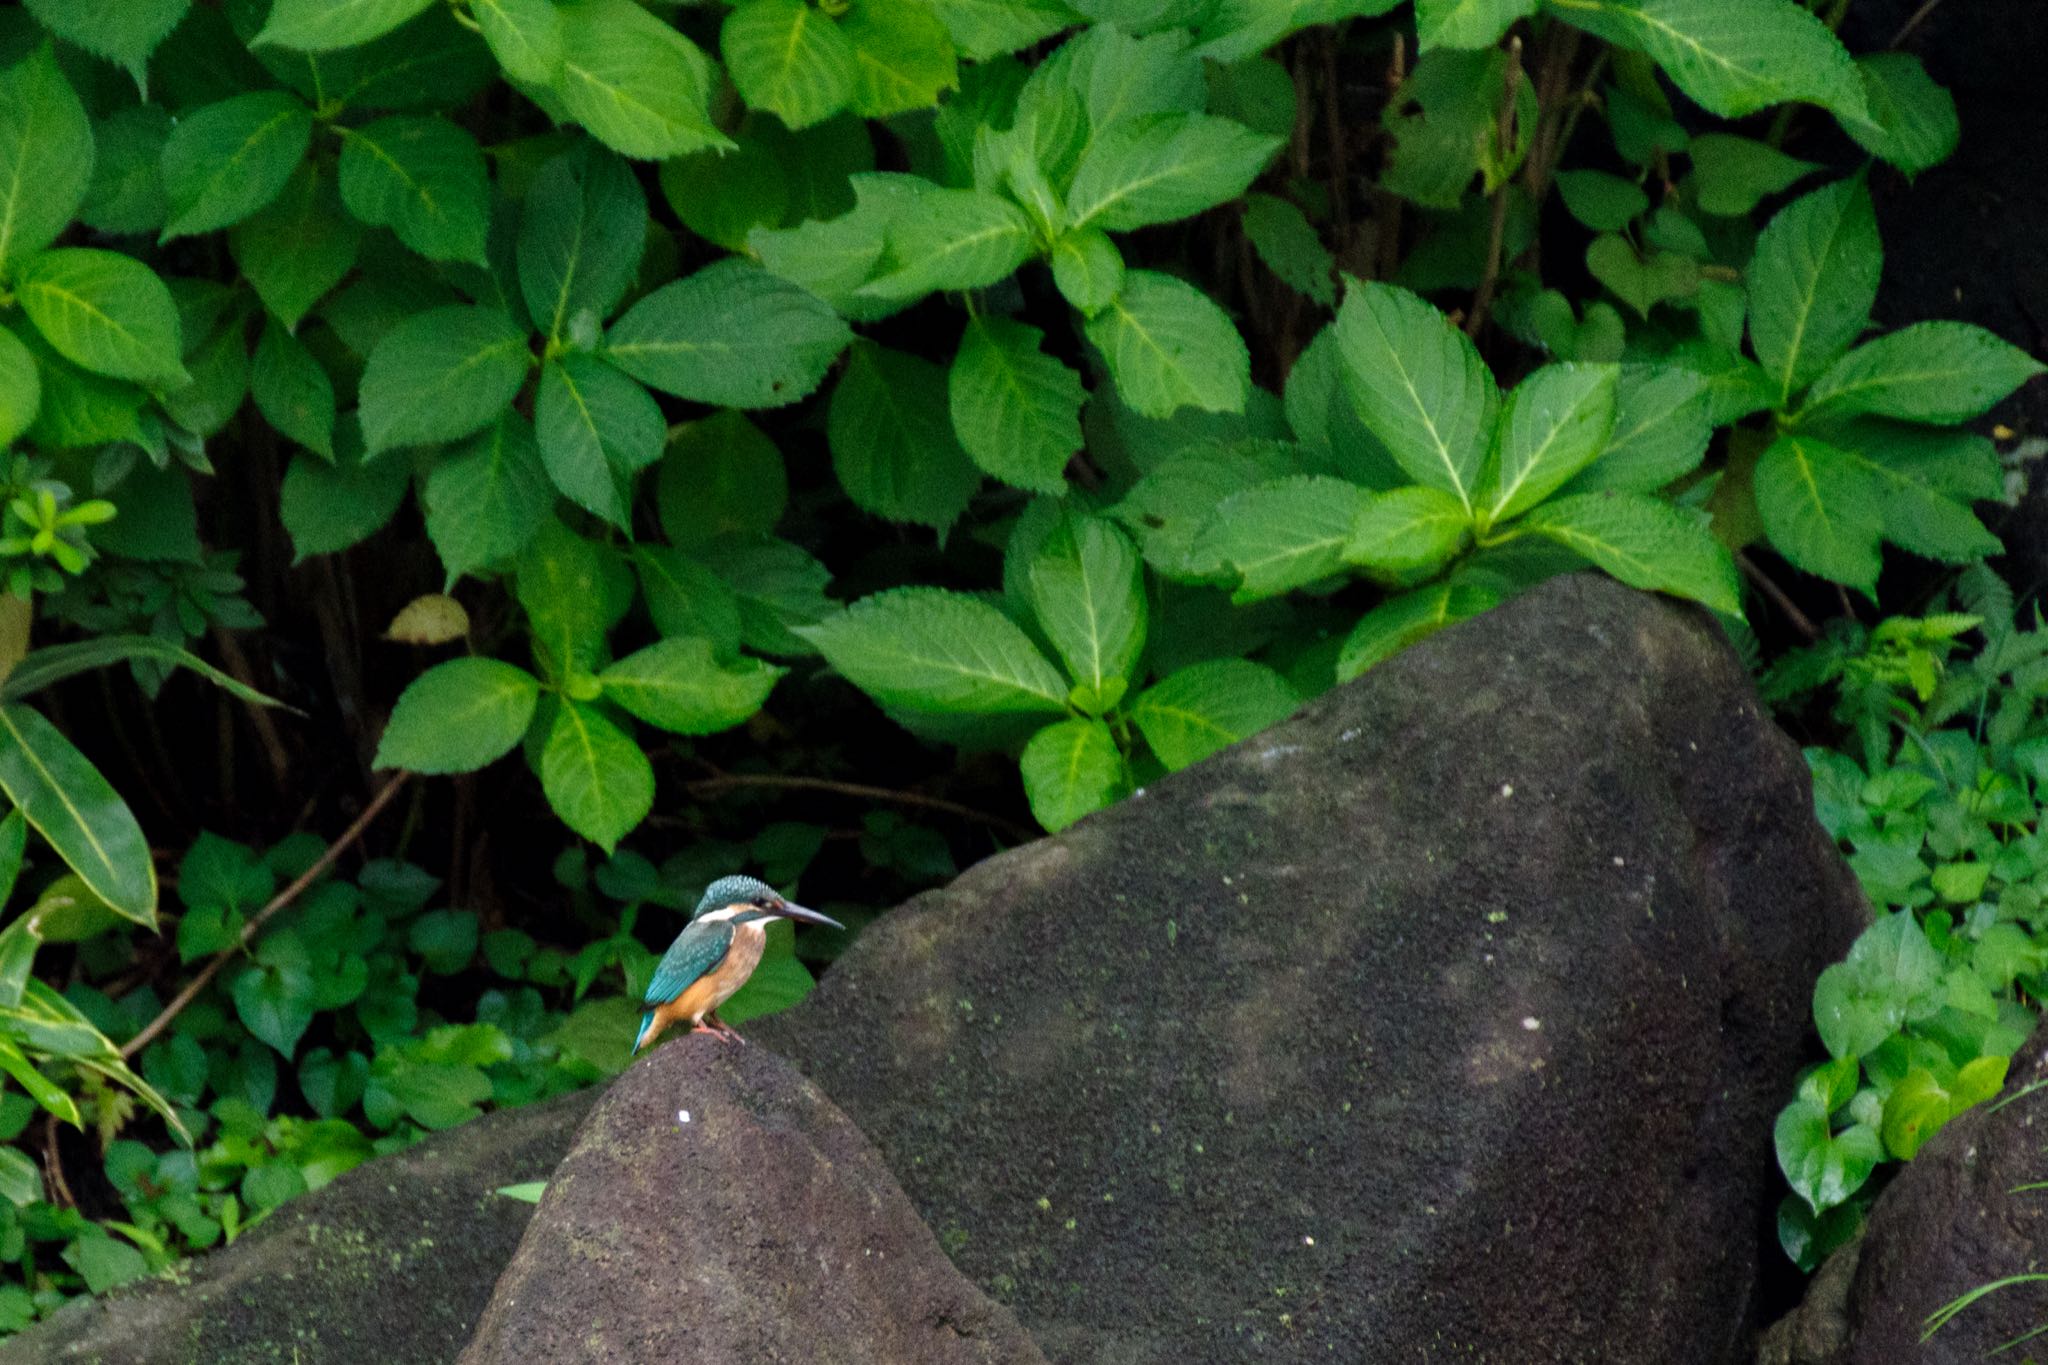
{"left": 1889, "top": 0, "right": 1946, "bottom": 46}
{"left": 1466, "top": 34, "right": 1525, "bottom": 339}
{"left": 1737, "top": 551, "right": 1820, "bottom": 640}
{"left": 119, "top": 773, "right": 411, "bottom": 1061}
{"left": 679, "top": 771, "right": 1036, "bottom": 843}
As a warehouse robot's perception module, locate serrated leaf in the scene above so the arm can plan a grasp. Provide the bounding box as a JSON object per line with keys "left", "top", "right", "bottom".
{"left": 855, "top": 188, "right": 1034, "bottom": 302}
{"left": 1084, "top": 269, "right": 1249, "bottom": 419}
{"left": 1479, "top": 362, "right": 1618, "bottom": 525}
{"left": 555, "top": 0, "right": 730, "bottom": 160}
{"left": 1345, "top": 486, "right": 1471, "bottom": 577}
{"left": 635, "top": 546, "right": 743, "bottom": 658}
{"left": 16, "top": 249, "right": 185, "bottom": 387}
{"left": 1563, "top": 365, "right": 1713, "bottom": 495}
{"left": 708, "top": 535, "right": 833, "bottom": 658}
{"left": 473, "top": 0, "right": 564, "bottom": 84}
{"left": 828, "top": 343, "right": 981, "bottom": 533}
{"left": 1515, "top": 491, "right": 1739, "bottom": 612}
{"left": 1554, "top": 170, "right": 1648, "bottom": 231}
{"left": 1844, "top": 52, "right": 1956, "bottom": 175}
{"left": 80, "top": 105, "right": 170, "bottom": 236}
{"left": 1417, "top": 0, "right": 1537, "bottom": 50}
{"left": 230, "top": 161, "right": 363, "bottom": 328}
{"left": 723, "top": 0, "right": 857, "bottom": 131}
{"left": 358, "top": 305, "right": 531, "bottom": 453}
{"left": 931, "top": 0, "right": 1078, "bottom": 59}
{"left": 599, "top": 638, "right": 782, "bottom": 735}
{"left": 948, "top": 315, "right": 1084, "bottom": 494}
{"left": 255, "top": 0, "right": 437, "bottom": 50}
{"left": 1242, "top": 193, "right": 1333, "bottom": 306}
{"left": 657, "top": 410, "right": 787, "bottom": 546}
{"left": 1021, "top": 717, "right": 1128, "bottom": 832}
{"left": 1028, "top": 512, "right": 1145, "bottom": 704}
{"left": 516, "top": 519, "right": 633, "bottom": 677}
{"left": 24, "top": 0, "right": 191, "bottom": 90}
{"left": 1131, "top": 659, "right": 1297, "bottom": 770}
{"left": 1333, "top": 280, "right": 1496, "bottom": 510}
{"left": 0, "top": 45, "right": 93, "bottom": 269}
{"left": 1054, "top": 23, "right": 1204, "bottom": 135}
{"left": 1335, "top": 576, "right": 1505, "bottom": 680}
{"left": 1066, "top": 112, "right": 1279, "bottom": 233}
{"left": 1543, "top": 0, "right": 1866, "bottom": 123}
{"left": 159, "top": 91, "right": 311, "bottom": 240}
{"left": 251, "top": 320, "right": 335, "bottom": 458}
{"left": 841, "top": 0, "right": 958, "bottom": 118}
{"left": 1800, "top": 322, "right": 2044, "bottom": 426}
{"left": 0, "top": 705, "right": 154, "bottom": 926}
{"left": 1686, "top": 133, "right": 1817, "bottom": 217}
{"left": 1110, "top": 450, "right": 1278, "bottom": 579}
{"left": 1585, "top": 233, "right": 1699, "bottom": 318}
{"left": 0, "top": 325, "right": 40, "bottom": 450}
{"left": 517, "top": 144, "right": 645, "bottom": 343}
{"left": 279, "top": 436, "right": 411, "bottom": 561}
{"left": 798, "top": 587, "right": 1068, "bottom": 715}
{"left": 1193, "top": 475, "right": 1370, "bottom": 602}
{"left": 1753, "top": 433, "right": 1883, "bottom": 594}
{"left": 1050, "top": 227, "right": 1125, "bottom": 315}
{"left": 374, "top": 658, "right": 540, "bottom": 774}
{"left": 606, "top": 259, "right": 850, "bottom": 409}
{"left": 540, "top": 698, "right": 652, "bottom": 853}
{"left": 423, "top": 412, "right": 552, "bottom": 585}
{"left": 534, "top": 354, "right": 662, "bottom": 529}
{"left": 1747, "top": 178, "right": 1881, "bottom": 403}
{"left": 338, "top": 115, "right": 490, "bottom": 265}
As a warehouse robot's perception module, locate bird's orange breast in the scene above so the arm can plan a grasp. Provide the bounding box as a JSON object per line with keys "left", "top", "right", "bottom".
{"left": 670, "top": 921, "right": 766, "bottom": 1023}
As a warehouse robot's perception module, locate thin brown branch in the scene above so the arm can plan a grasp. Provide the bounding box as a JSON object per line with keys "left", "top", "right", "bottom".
{"left": 681, "top": 772, "right": 1036, "bottom": 843}
{"left": 210, "top": 625, "right": 290, "bottom": 792}
{"left": 120, "top": 773, "right": 411, "bottom": 1061}
{"left": 40, "top": 1112, "right": 72, "bottom": 1210}
{"left": 1466, "top": 34, "right": 1525, "bottom": 339}
{"left": 1737, "top": 551, "right": 1820, "bottom": 641}
{"left": 1889, "top": 0, "right": 1945, "bottom": 46}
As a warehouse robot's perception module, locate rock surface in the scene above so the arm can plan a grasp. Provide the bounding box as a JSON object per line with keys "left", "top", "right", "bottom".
{"left": 754, "top": 573, "right": 1869, "bottom": 1362}
{"left": 0, "top": 1087, "right": 597, "bottom": 1365}
{"left": 460, "top": 1041, "right": 1047, "bottom": 1365}
{"left": 1760, "top": 1028, "right": 2048, "bottom": 1364}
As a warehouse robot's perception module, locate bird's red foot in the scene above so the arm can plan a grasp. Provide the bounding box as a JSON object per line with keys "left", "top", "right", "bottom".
{"left": 707, "top": 1015, "right": 747, "bottom": 1045}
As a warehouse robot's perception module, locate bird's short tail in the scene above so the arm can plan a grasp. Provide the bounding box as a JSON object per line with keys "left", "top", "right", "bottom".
{"left": 633, "top": 1009, "right": 656, "bottom": 1054}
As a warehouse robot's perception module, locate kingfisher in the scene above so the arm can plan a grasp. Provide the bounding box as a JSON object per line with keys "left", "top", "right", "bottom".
{"left": 633, "top": 875, "right": 842, "bottom": 1053}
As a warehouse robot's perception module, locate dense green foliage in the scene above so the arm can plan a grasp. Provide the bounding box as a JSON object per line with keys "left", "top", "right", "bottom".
{"left": 0, "top": 0, "right": 2032, "bottom": 1335}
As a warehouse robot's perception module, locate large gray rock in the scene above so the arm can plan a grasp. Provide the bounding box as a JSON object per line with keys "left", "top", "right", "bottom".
{"left": 755, "top": 574, "right": 1867, "bottom": 1362}
{"left": 0, "top": 1087, "right": 596, "bottom": 1365}
{"left": 461, "top": 1041, "right": 1047, "bottom": 1365}
{"left": 1760, "top": 1028, "right": 2048, "bottom": 1364}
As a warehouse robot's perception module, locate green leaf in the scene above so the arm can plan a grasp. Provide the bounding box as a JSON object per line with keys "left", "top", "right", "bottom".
{"left": 534, "top": 355, "right": 663, "bottom": 528}
{"left": 4, "top": 637, "right": 282, "bottom": 710}
{"left": 0, "top": 324, "right": 39, "bottom": 450}
{"left": 1193, "top": 475, "right": 1370, "bottom": 602}
{"left": 64, "top": 1231, "right": 148, "bottom": 1295}
{"left": 657, "top": 410, "right": 787, "bottom": 546}
{"left": 1049, "top": 227, "right": 1125, "bottom": 315}
{"left": 1021, "top": 717, "right": 1129, "bottom": 832}
{"left": 1345, "top": 486, "right": 1471, "bottom": 577}
{"left": 1542, "top": 0, "right": 1865, "bottom": 122}
{"left": 279, "top": 437, "right": 411, "bottom": 561}
{"left": 606, "top": 259, "right": 850, "bottom": 409}
{"left": 931, "top": 0, "right": 1077, "bottom": 59}
{"left": 1028, "top": 513, "right": 1146, "bottom": 707}
{"left": 708, "top": 535, "right": 833, "bottom": 658}
{"left": 841, "top": 0, "right": 958, "bottom": 117}
{"left": 1417, "top": 0, "right": 1538, "bottom": 49}
{"left": 1685, "top": 133, "right": 1817, "bottom": 217}
{"left": 1066, "top": 112, "right": 1279, "bottom": 233}
{"left": 0, "top": 705, "right": 153, "bottom": 926}
{"left": 232, "top": 959, "right": 315, "bottom": 1056}
{"left": 1242, "top": 193, "right": 1333, "bottom": 306}
{"left": 1775, "top": 1100, "right": 1881, "bottom": 1215}
{"left": 423, "top": 412, "right": 552, "bottom": 584}
{"left": 358, "top": 305, "right": 531, "bottom": 453}
{"left": 374, "top": 657, "right": 541, "bottom": 774}
{"left": 338, "top": 115, "right": 490, "bottom": 265}
{"left": 855, "top": 189, "right": 1035, "bottom": 303}
{"left": 0, "top": 44, "right": 93, "bottom": 270}
{"left": 1054, "top": 22, "right": 1204, "bottom": 134}
{"left": 1333, "top": 280, "right": 1497, "bottom": 511}
{"left": 16, "top": 248, "right": 185, "bottom": 387}
{"left": 798, "top": 587, "right": 1068, "bottom": 715}
{"left": 1084, "top": 269, "right": 1249, "bottom": 420}
{"left": 251, "top": 321, "right": 335, "bottom": 459}
{"left": 1336, "top": 577, "right": 1505, "bottom": 680}
{"left": 1844, "top": 52, "right": 1956, "bottom": 175}
{"left": 1753, "top": 434, "right": 1882, "bottom": 594}
{"left": 1800, "top": 322, "right": 2044, "bottom": 426}
{"left": 1514, "top": 491, "right": 1739, "bottom": 613}
{"left": 828, "top": 343, "right": 981, "bottom": 533}
{"left": 1747, "top": 178, "right": 1882, "bottom": 403}
{"left": 255, "top": 0, "right": 437, "bottom": 50}
{"left": 516, "top": 519, "right": 632, "bottom": 677}
{"left": 1479, "top": 362, "right": 1618, "bottom": 525}
{"left": 598, "top": 638, "right": 783, "bottom": 735}
{"left": 540, "top": 698, "right": 653, "bottom": 853}
{"left": 495, "top": 1180, "right": 548, "bottom": 1204}
{"left": 230, "top": 161, "right": 363, "bottom": 329}
{"left": 518, "top": 145, "right": 645, "bottom": 345}
{"left": 23, "top": 0, "right": 190, "bottom": 91}
{"left": 1564, "top": 365, "right": 1713, "bottom": 494}
{"left": 1842, "top": 440, "right": 1999, "bottom": 566}
{"left": 1131, "top": 659, "right": 1298, "bottom": 771}
{"left": 635, "top": 547, "right": 743, "bottom": 658}
{"left": 1585, "top": 233, "right": 1699, "bottom": 318}
{"left": 472, "top": 0, "right": 564, "bottom": 85}
{"left": 723, "top": 0, "right": 857, "bottom": 131}
{"left": 79, "top": 105, "right": 169, "bottom": 236}
{"left": 1554, "top": 170, "right": 1648, "bottom": 232}
{"left": 554, "top": 0, "right": 730, "bottom": 160}
{"left": 948, "top": 315, "right": 1084, "bottom": 494}
{"left": 158, "top": 91, "right": 311, "bottom": 240}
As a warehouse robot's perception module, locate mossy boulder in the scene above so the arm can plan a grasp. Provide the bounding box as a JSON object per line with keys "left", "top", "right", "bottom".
{"left": 754, "top": 574, "right": 1866, "bottom": 1362}
{"left": 461, "top": 1042, "right": 1046, "bottom": 1364}
{"left": 0, "top": 1088, "right": 596, "bottom": 1365}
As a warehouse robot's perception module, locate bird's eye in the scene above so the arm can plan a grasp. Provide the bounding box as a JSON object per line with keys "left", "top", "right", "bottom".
{"left": 752, "top": 897, "right": 772, "bottom": 909}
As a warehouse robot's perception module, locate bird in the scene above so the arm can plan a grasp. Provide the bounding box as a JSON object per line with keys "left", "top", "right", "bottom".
{"left": 633, "top": 874, "right": 843, "bottom": 1053}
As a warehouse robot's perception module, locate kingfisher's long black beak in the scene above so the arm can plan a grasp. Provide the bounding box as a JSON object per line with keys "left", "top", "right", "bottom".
{"left": 774, "top": 900, "right": 844, "bottom": 930}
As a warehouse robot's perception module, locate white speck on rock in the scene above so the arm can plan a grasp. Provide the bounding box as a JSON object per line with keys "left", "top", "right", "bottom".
{"left": 1339, "top": 728, "right": 1361, "bottom": 742}
{"left": 678, "top": 1109, "right": 691, "bottom": 1124}
{"left": 1500, "top": 783, "right": 1514, "bottom": 798}
{"left": 1613, "top": 856, "right": 1626, "bottom": 867}
{"left": 1521, "top": 1017, "right": 1541, "bottom": 1031}
{"left": 1260, "top": 744, "right": 1304, "bottom": 761}
{"left": 1302, "top": 1235, "right": 1315, "bottom": 1246}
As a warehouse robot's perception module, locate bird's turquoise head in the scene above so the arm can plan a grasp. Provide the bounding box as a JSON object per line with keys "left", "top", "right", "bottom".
{"left": 693, "top": 874, "right": 843, "bottom": 930}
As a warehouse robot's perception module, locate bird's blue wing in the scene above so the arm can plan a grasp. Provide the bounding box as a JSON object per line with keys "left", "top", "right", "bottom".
{"left": 644, "top": 918, "right": 735, "bottom": 1004}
